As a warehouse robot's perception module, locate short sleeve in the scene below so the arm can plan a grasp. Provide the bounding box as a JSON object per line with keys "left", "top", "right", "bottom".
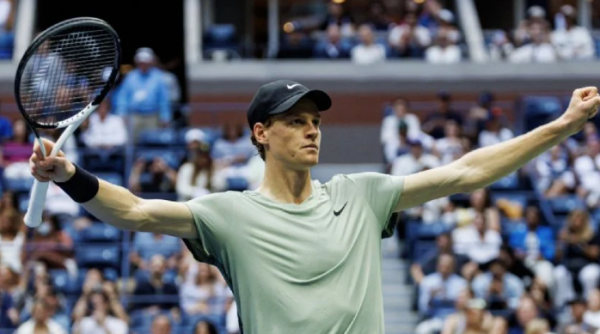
{"left": 182, "top": 193, "right": 231, "bottom": 266}
{"left": 346, "top": 172, "right": 404, "bottom": 238}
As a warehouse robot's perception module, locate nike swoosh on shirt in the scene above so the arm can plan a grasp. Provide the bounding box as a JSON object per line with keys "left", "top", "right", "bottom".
{"left": 333, "top": 202, "right": 348, "bottom": 216}
{"left": 287, "top": 84, "right": 300, "bottom": 89}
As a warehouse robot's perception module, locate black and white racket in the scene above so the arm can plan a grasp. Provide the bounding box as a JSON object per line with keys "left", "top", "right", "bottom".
{"left": 14, "top": 17, "right": 121, "bottom": 228}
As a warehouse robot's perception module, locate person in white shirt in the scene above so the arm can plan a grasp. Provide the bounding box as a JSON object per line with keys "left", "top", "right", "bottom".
{"left": 16, "top": 298, "right": 68, "bottom": 334}
{"left": 584, "top": 289, "right": 600, "bottom": 329}
{"left": 176, "top": 138, "right": 226, "bottom": 201}
{"left": 73, "top": 291, "right": 128, "bottom": 334}
{"left": 510, "top": 22, "right": 558, "bottom": 63}
{"left": 452, "top": 212, "right": 502, "bottom": 265}
{"left": 433, "top": 120, "right": 464, "bottom": 165}
{"left": 82, "top": 99, "right": 127, "bottom": 148}
{"left": 388, "top": 12, "right": 431, "bottom": 58}
{"left": 478, "top": 115, "right": 514, "bottom": 147}
{"left": 551, "top": 5, "right": 595, "bottom": 61}
{"left": 425, "top": 27, "right": 461, "bottom": 64}
{"left": 350, "top": 24, "right": 386, "bottom": 65}
{"left": 390, "top": 140, "right": 440, "bottom": 176}
{"left": 380, "top": 97, "right": 422, "bottom": 146}
{"left": 573, "top": 139, "right": 600, "bottom": 207}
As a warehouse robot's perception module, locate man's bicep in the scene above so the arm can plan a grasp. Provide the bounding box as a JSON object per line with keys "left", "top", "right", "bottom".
{"left": 136, "top": 199, "right": 198, "bottom": 238}
{"left": 395, "top": 164, "right": 468, "bottom": 212}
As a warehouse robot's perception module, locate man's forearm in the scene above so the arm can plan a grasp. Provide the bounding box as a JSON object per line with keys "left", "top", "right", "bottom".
{"left": 457, "top": 118, "right": 569, "bottom": 191}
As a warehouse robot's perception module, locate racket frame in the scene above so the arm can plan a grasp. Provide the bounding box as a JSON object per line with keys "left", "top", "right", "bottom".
{"left": 14, "top": 17, "right": 121, "bottom": 228}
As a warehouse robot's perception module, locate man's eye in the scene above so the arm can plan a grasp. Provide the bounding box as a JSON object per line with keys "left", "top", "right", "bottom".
{"left": 292, "top": 119, "right": 303, "bottom": 125}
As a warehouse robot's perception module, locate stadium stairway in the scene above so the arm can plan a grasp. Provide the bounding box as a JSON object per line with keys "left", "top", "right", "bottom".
{"left": 382, "top": 240, "right": 418, "bottom": 334}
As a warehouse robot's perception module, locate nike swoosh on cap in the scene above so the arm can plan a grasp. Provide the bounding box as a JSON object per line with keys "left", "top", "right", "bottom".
{"left": 287, "top": 84, "right": 300, "bottom": 89}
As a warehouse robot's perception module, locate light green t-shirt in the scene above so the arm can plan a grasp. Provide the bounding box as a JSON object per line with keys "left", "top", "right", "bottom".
{"left": 183, "top": 172, "right": 404, "bottom": 334}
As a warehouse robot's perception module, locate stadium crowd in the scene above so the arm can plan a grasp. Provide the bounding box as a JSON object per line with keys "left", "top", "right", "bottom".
{"left": 269, "top": 0, "right": 599, "bottom": 64}
{"left": 383, "top": 91, "right": 600, "bottom": 334}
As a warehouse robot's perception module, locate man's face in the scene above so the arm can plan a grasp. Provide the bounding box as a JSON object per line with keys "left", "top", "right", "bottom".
{"left": 137, "top": 61, "right": 152, "bottom": 73}
{"left": 258, "top": 99, "right": 321, "bottom": 170}
{"left": 151, "top": 317, "right": 171, "bottom": 334}
{"left": 437, "top": 254, "right": 454, "bottom": 277}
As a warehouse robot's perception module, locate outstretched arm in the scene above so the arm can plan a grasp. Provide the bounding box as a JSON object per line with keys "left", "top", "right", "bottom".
{"left": 30, "top": 138, "right": 197, "bottom": 238}
{"left": 395, "top": 87, "right": 600, "bottom": 212}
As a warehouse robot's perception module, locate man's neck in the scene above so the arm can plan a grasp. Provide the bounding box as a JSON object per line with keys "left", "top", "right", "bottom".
{"left": 256, "top": 159, "right": 313, "bottom": 204}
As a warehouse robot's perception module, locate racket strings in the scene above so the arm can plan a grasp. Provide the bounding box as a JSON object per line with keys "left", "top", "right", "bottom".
{"left": 19, "top": 25, "right": 118, "bottom": 125}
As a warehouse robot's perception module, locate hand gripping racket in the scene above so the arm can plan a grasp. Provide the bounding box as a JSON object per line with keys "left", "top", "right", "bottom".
{"left": 14, "top": 17, "right": 121, "bottom": 228}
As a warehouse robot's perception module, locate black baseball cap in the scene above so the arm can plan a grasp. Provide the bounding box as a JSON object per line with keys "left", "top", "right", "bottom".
{"left": 247, "top": 80, "right": 332, "bottom": 129}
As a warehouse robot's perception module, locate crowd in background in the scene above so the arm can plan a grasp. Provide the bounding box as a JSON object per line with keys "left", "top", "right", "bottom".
{"left": 271, "top": 0, "right": 599, "bottom": 64}
{"left": 381, "top": 91, "right": 600, "bottom": 333}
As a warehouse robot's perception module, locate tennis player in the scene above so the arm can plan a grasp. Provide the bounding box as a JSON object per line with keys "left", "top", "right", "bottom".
{"left": 30, "top": 81, "right": 600, "bottom": 334}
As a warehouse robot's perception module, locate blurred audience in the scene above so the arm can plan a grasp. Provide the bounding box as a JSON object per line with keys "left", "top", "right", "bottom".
{"left": 81, "top": 99, "right": 127, "bottom": 148}
{"left": 388, "top": 11, "right": 431, "bottom": 59}
{"left": 418, "top": 254, "right": 467, "bottom": 316}
{"left": 551, "top": 5, "right": 595, "bottom": 61}
{"left": 15, "top": 298, "right": 67, "bottom": 334}
{"left": 425, "top": 27, "right": 461, "bottom": 64}
{"left": 350, "top": 24, "right": 387, "bottom": 65}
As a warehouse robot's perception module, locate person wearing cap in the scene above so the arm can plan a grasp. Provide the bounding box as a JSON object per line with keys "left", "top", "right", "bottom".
{"left": 114, "top": 47, "right": 170, "bottom": 139}
{"left": 29, "top": 82, "right": 600, "bottom": 333}
{"left": 551, "top": 5, "right": 595, "bottom": 61}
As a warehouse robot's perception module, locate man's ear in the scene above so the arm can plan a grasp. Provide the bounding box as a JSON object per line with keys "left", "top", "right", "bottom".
{"left": 253, "top": 123, "right": 268, "bottom": 145}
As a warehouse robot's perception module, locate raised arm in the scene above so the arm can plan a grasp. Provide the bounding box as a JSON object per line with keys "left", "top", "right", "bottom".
{"left": 396, "top": 87, "right": 600, "bottom": 211}
{"left": 30, "top": 138, "right": 197, "bottom": 238}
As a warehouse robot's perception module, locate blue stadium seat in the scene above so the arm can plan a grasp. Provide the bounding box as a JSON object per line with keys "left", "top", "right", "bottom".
{"left": 204, "top": 24, "right": 237, "bottom": 49}
{"left": 489, "top": 172, "right": 519, "bottom": 190}
{"left": 412, "top": 241, "right": 436, "bottom": 262}
{"left": 80, "top": 223, "right": 121, "bottom": 243}
{"left": 417, "top": 223, "right": 449, "bottom": 240}
{"left": 226, "top": 177, "right": 249, "bottom": 191}
{"left": 594, "top": 36, "right": 600, "bottom": 58}
{"left": 521, "top": 96, "right": 562, "bottom": 132}
{"left": 75, "top": 244, "right": 120, "bottom": 269}
{"left": 103, "top": 267, "right": 118, "bottom": 282}
{"left": 547, "top": 195, "right": 585, "bottom": 214}
{"left": 138, "top": 129, "right": 184, "bottom": 146}
{"left": 95, "top": 172, "right": 123, "bottom": 187}
{"left": 3, "top": 177, "right": 34, "bottom": 193}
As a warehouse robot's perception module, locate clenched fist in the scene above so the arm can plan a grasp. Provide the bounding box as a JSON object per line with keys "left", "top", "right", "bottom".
{"left": 29, "top": 138, "right": 76, "bottom": 183}
{"left": 561, "top": 86, "right": 600, "bottom": 135}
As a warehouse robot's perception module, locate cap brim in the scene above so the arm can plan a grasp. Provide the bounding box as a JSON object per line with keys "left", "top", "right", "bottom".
{"left": 269, "top": 90, "right": 332, "bottom": 116}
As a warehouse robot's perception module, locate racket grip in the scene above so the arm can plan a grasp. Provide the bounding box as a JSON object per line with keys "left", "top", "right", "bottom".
{"left": 24, "top": 180, "right": 50, "bottom": 228}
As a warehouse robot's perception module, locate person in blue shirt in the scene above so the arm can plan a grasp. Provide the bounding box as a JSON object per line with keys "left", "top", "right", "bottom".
{"left": 508, "top": 206, "right": 555, "bottom": 288}
{"left": 114, "top": 47, "right": 170, "bottom": 139}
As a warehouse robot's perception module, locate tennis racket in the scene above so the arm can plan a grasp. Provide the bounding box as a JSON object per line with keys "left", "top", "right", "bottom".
{"left": 14, "top": 17, "right": 121, "bottom": 228}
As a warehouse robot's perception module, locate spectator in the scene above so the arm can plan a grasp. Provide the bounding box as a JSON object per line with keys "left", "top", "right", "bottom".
{"left": 509, "top": 22, "right": 558, "bottom": 63}
{"left": 411, "top": 233, "right": 469, "bottom": 285}
{"left": 417, "top": 0, "right": 442, "bottom": 32}
{"left": 0, "top": 112, "right": 12, "bottom": 143}
{"left": 0, "top": 207, "right": 24, "bottom": 272}
{"left": 508, "top": 206, "right": 555, "bottom": 287}
{"left": 20, "top": 281, "right": 70, "bottom": 332}
{"left": 313, "top": 24, "right": 352, "bottom": 59}
{"left": 384, "top": 121, "right": 412, "bottom": 164}
{"left": 319, "top": 0, "right": 354, "bottom": 37}
{"left": 472, "top": 259, "right": 525, "bottom": 310}
{"left": 81, "top": 98, "right": 127, "bottom": 148}
{"left": 452, "top": 212, "right": 503, "bottom": 265}
{"left": 390, "top": 139, "right": 440, "bottom": 176}
{"left": 26, "top": 213, "right": 77, "bottom": 277}
{"left": 0, "top": 289, "right": 19, "bottom": 330}
{"left": 73, "top": 290, "right": 128, "bottom": 334}
{"left": 535, "top": 145, "right": 576, "bottom": 197}
{"left": 465, "top": 91, "right": 495, "bottom": 142}
{"left": 212, "top": 122, "right": 254, "bottom": 169}
{"left": 130, "top": 232, "right": 182, "bottom": 271}
{"left": 554, "top": 210, "right": 600, "bottom": 307}
{"left": 496, "top": 296, "right": 543, "bottom": 334}
{"left": 193, "top": 319, "right": 219, "bottom": 334}
{"left": 478, "top": 114, "right": 514, "bottom": 148}
{"left": 456, "top": 188, "right": 501, "bottom": 232}
{"left": 180, "top": 263, "right": 230, "bottom": 320}
{"left": 422, "top": 91, "right": 463, "bottom": 139}
{"left": 525, "top": 319, "right": 551, "bottom": 334}
{"left": 132, "top": 254, "right": 179, "bottom": 312}
{"left": 514, "top": 6, "right": 550, "bottom": 47}
{"left": 388, "top": 11, "right": 431, "bottom": 59}
{"left": 551, "top": 5, "right": 595, "bottom": 61}
{"left": 574, "top": 138, "right": 600, "bottom": 208}
{"left": 435, "top": 9, "right": 461, "bottom": 44}
{"left": 425, "top": 27, "right": 461, "bottom": 64}
{"left": 2, "top": 119, "right": 33, "bottom": 181}
{"left": 433, "top": 120, "right": 464, "bottom": 165}
{"left": 177, "top": 132, "right": 224, "bottom": 201}
{"left": 499, "top": 246, "right": 536, "bottom": 286}
{"left": 381, "top": 98, "right": 425, "bottom": 153}
{"left": 418, "top": 254, "right": 467, "bottom": 316}
{"left": 350, "top": 24, "right": 387, "bottom": 65}
{"left": 584, "top": 289, "right": 600, "bottom": 329}
{"left": 15, "top": 298, "right": 67, "bottom": 334}
{"left": 276, "top": 31, "right": 314, "bottom": 59}
{"left": 488, "top": 30, "right": 515, "bottom": 62}
{"left": 0, "top": 263, "right": 24, "bottom": 308}
{"left": 151, "top": 315, "right": 172, "bottom": 334}
{"left": 114, "top": 47, "right": 170, "bottom": 139}
{"left": 365, "top": 1, "right": 392, "bottom": 31}
{"left": 557, "top": 298, "right": 597, "bottom": 334}
{"left": 128, "top": 156, "right": 177, "bottom": 194}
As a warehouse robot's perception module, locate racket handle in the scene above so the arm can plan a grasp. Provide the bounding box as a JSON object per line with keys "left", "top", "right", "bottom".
{"left": 24, "top": 180, "right": 50, "bottom": 228}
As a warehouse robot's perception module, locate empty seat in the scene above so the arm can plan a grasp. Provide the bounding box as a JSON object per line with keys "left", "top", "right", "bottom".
{"left": 80, "top": 223, "right": 121, "bottom": 243}
{"left": 138, "top": 129, "right": 184, "bottom": 146}
{"left": 521, "top": 96, "right": 562, "bottom": 132}
{"left": 3, "top": 177, "right": 33, "bottom": 193}
{"left": 75, "top": 244, "right": 120, "bottom": 269}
